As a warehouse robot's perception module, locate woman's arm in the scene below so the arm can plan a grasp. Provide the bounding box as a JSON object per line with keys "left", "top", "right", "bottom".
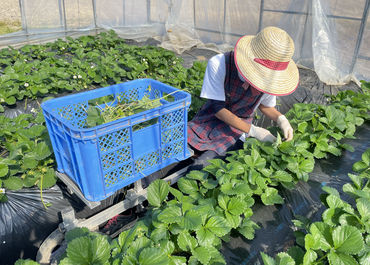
{"left": 258, "top": 104, "right": 282, "bottom": 122}
{"left": 216, "top": 104, "right": 282, "bottom": 130}
{"left": 215, "top": 108, "right": 252, "bottom": 133}
{"left": 215, "top": 108, "right": 276, "bottom": 142}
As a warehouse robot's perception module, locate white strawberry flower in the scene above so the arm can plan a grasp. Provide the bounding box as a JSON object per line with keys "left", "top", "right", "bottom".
{"left": 24, "top": 83, "right": 29, "bottom": 87}
{"left": 78, "top": 75, "right": 82, "bottom": 79}
{"left": 73, "top": 75, "right": 77, "bottom": 79}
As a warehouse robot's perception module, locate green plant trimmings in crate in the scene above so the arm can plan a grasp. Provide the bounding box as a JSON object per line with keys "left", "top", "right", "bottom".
{"left": 84, "top": 86, "right": 178, "bottom": 129}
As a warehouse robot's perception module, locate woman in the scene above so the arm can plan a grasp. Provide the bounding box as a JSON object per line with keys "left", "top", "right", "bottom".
{"left": 188, "top": 26, "right": 298, "bottom": 168}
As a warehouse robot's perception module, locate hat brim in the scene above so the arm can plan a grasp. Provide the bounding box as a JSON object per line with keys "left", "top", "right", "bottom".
{"left": 234, "top": 35, "right": 299, "bottom": 96}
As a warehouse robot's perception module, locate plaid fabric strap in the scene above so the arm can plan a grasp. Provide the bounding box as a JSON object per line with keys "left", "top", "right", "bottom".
{"left": 187, "top": 52, "right": 263, "bottom": 155}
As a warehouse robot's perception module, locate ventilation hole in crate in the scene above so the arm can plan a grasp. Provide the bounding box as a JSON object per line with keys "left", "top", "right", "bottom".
{"left": 133, "top": 117, "right": 158, "bottom": 132}
{"left": 161, "top": 109, "right": 183, "bottom": 128}
{"left": 104, "top": 163, "right": 133, "bottom": 187}
{"left": 99, "top": 128, "right": 130, "bottom": 153}
{"left": 162, "top": 141, "right": 183, "bottom": 160}
{"left": 101, "top": 152, "right": 117, "bottom": 170}
{"left": 162, "top": 125, "right": 184, "bottom": 143}
{"left": 153, "top": 88, "right": 161, "bottom": 99}
{"left": 115, "top": 128, "right": 130, "bottom": 145}
{"left": 117, "top": 145, "right": 131, "bottom": 161}
{"left": 73, "top": 103, "right": 88, "bottom": 128}
{"left": 88, "top": 94, "right": 115, "bottom": 106}
{"left": 118, "top": 163, "right": 133, "bottom": 179}
{"left": 144, "top": 86, "right": 159, "bottom": 100}
{"left": 56, "top": 102, "right": 88, "bottom": 128}
{"left": 99, "top": 134, "right": 115, "bottom": 153}
{"left": 57, "top": 105, "right": 73, "bottom": 121}
{"left": 117, "top": 92, "right": 126, "bottom": 103}
{"left": 135, "top": 151, "right": 160, "bottom": 172}
{"left": 118, "top": 88, "right": 140, "bottom": 103}
{"left": 76, "top": 119, "right": 86, "bottom": 128}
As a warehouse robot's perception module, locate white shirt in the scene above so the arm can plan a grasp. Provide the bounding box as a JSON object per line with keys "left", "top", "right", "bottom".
{"left": 200, "top": 53, "right": 277, "bottom": 141}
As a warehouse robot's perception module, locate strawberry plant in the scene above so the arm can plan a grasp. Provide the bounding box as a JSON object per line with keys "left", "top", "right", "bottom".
{"left": 221, "top": 81, "right": 369, "bottom": 206}
{"left": 261, "top": 148, "right": 370, "bottom": 265}
{"left": 0, "top": 111, "right": 56, "bottom": 203}
{"left": 343, "top": 148, "right": 370, "bottom": 202}
{"left": 10, "top": 51, "right": 370, "bottom": 263}
{"left": 59, "top": 172, "right": 257, "bottom": 265}
{"left": 0, "top": 30, "right": 207, "bottom": 119}
{"left": 352, "top": 148, "right": 370, "bottom": 176}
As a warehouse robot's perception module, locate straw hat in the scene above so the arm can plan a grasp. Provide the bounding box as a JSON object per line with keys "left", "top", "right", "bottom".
{"left": 234, "top": 26, "right": 299, "bottom": 96}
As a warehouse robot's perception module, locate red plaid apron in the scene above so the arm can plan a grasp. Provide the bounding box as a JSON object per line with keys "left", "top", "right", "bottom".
{"left": 187, "top": 51, "right": 263, "bottom": 155}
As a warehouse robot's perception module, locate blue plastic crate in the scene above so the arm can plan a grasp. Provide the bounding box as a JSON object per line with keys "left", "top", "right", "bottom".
{"left": 41, "top": 79, "right": 191, "bottom": 201}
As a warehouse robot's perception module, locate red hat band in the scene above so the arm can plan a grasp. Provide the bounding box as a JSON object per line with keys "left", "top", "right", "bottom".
{"left": 254, "top": 58, "right": 289, "bottom": 71}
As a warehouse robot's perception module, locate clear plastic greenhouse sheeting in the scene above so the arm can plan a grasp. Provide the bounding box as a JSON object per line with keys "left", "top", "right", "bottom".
{"left": 1, "top": 0, "right": 369, "bottom": 84}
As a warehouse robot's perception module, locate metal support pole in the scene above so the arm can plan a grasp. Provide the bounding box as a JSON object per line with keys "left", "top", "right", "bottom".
{"left": 61, "top": 0, "right": 68, "bottom": 35}
{"left": 222, "top": 0, "right": 227, "bottom": 42}
{"left": 264, "top": 8, "right": 362, "bottom": 20}
{"left": 58, "top": 0, "right": 66, "bottom": 32}
{"left": 193, "top": 26, "right": 243, "bottom": 37}
{"left": 258, "top": 0, "right": 264, "bottom": 32}
{"left": 19, "top": 0, "right": 28, "bottom": 35}
{"left": 147, "top": 0, "right": 151, "bottom": 24}
{"left": 193, "top": 0, "right": 196, "bottom": 30}
{"left": 349, "top": 0, "right": 370, "bottom": 73}
{"left": 92, "top": 0, "right": 98, "bottom": 34}
{"left": 359, "top": 54, "right": 370, "bottom": 61}
{"left": 299, "top": 1, "right": 310, "bottom": 59}
{"left": 123, "top": 0, "right": 126, "bottom": 26}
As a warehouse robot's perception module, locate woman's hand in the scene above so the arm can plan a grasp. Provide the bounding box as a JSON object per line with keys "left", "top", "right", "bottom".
{"left": 277, "top": 115, "right": 293, "bottom": 141}
{"left": 248, "top": 125, "right": 276, "bottom": 142}
{"left": 258, "top": 105, "right": 294, "bottom": 141}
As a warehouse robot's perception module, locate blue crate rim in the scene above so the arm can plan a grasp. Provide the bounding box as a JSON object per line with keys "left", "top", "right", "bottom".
{"left": 41, "top": 78, "right": 191, "bottom": 135}
{"left": 74, "top": 104, "right": 188, "bottom": 140}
